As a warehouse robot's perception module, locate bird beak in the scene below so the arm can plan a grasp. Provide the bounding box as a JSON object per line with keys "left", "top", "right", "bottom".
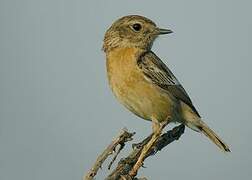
{"left": 157, "top": 28, "right": 173, "bottom": 35}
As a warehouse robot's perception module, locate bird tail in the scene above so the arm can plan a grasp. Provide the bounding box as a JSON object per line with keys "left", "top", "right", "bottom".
{"left": 186, "top": 120, "right": 230, "bottom": 152}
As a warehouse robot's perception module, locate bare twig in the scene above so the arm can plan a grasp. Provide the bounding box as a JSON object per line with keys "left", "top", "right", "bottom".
{"left": 84, "top": 128, "right": 135, "bottom": 180}
{"left": 129, "top": 121, "right": 169, "bottom": 177}
{"left": 108, "top": 143, "right": 125, "bottom": 170}
{"left": 106, "top": 124, "right": 185, "bottom": 180}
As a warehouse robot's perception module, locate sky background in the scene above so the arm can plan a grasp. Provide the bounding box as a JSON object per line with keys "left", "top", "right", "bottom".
{"left": 0, "top": 0, "right": 251, "bottom": 179}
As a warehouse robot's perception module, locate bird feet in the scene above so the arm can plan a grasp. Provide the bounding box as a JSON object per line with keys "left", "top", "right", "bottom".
{"left": 129, "top": 119, "right": 169, "bottom": 177}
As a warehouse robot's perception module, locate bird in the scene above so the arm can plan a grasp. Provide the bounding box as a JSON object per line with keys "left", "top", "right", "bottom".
{"left": 103, "top": 15, "right": 230, "bottom": 152}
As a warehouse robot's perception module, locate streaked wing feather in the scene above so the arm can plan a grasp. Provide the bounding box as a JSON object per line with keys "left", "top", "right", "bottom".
{"left": 137, "top": 51, "right": 200, "bottom": 117}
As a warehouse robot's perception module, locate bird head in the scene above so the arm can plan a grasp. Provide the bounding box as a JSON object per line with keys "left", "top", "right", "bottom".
{"left": 103, "top": 15, "right": 172, "bottom": 52}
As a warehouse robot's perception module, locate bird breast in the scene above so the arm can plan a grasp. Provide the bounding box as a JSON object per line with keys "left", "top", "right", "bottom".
{"left": 106, "top": 47, "right": 175, "bottom": 122}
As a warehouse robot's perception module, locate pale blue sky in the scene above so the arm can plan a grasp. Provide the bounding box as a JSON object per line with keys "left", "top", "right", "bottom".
{"left": 0, "top": 0, "right": 251, "bottom": 179}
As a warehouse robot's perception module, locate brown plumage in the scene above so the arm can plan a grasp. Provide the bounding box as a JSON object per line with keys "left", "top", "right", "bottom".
{"left": 103, "top": 15, "right": 230, "bottom": 152}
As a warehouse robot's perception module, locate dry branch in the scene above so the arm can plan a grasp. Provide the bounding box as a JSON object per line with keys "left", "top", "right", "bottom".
{"left": 84, "top": 128, "right": 135, "bottom": 180}
{"left": 106, "top": 124, "right": 185, "bottom": 180}
{"left": 84, "top": 124, "right": 185, "bottom": 180}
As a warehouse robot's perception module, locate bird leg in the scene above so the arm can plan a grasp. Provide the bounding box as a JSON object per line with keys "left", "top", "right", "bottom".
{"left": 129, "top": 118, "right": 169, "bottom": 177}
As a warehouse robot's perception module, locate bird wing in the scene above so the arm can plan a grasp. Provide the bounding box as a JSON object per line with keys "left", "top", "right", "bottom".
{"left": 137, "top": 51, "right": 200, "bottom": 117}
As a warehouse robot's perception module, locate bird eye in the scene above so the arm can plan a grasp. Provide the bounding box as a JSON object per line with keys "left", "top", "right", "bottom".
{"left": 132, "top": 23, "right": 142, "bottom": 32}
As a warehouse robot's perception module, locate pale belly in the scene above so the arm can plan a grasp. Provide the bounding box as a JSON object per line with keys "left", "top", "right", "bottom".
{"left": 110, "top": 77, "right": 176, "bottom": 122}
